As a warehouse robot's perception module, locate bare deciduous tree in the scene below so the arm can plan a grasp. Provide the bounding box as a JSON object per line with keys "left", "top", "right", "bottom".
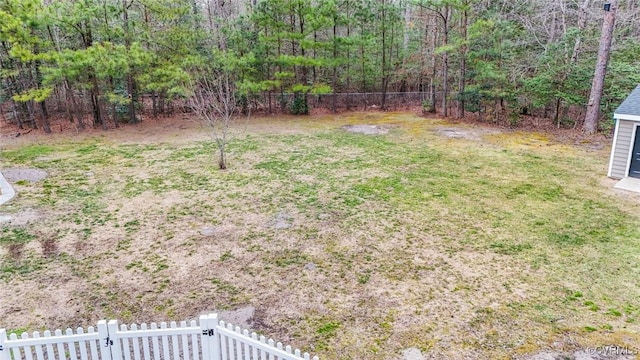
{"left": 188, "top": 65, "right": 236, "bottom": 170}
{"left": 584, "top": 0, "right": 618, "bottom": 135}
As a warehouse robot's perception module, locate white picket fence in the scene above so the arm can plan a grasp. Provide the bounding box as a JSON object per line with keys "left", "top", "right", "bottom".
{"left": 0, "top": 314, "right": 318, "bottom": 360}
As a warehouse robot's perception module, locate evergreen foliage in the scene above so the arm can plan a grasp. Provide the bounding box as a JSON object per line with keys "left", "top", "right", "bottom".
{"left": 0, "top": 0, "right": 638, "bottom": 130}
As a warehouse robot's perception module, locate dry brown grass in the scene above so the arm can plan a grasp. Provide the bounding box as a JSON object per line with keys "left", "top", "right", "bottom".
{"left": 1, "top": 112, "right": 639, "bottom": 359}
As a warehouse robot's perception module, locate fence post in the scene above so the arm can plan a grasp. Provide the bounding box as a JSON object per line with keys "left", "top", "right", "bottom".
{"left": 199, "top": 314, "right": 220, "bottom": 360}
{"left": 199, "top": 315, "right": 210, "bottom": 360}
{"left": 209, "top": 314, "right": 220, "bottom": 360}
{"left": 107, "top": 321, "right": 122, "bottom": 360}
{"left": 198, "top": 315, "right": 211, "bottom": 360}
{"left": 97, "top": 320, "right": 112, "bottom": 360}
{"left": 0, "top": 329, "right": 9, "bottom": 360}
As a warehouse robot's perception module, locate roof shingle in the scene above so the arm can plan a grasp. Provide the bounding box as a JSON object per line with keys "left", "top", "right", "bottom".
{"left": 615, "top": 84, "right": 640, "bottom": 117}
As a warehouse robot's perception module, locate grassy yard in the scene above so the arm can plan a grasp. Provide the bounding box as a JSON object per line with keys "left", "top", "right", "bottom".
{"left": 1, "top": 112, "right": 639, "bottom": 359}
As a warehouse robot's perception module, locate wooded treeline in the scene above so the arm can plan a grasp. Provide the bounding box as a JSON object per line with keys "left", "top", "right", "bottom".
{"left": 1, "top": 0, "right": 640, "bottom": 133}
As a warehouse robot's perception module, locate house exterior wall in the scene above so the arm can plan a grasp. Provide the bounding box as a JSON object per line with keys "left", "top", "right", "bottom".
{"left": 609, "top": 119, "right": 635, "bottom": 179}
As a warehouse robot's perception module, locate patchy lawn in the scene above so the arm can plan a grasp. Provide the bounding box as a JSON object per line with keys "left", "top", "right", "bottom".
{"left": 1, "top": 112, "right": 639, "bottom": 359}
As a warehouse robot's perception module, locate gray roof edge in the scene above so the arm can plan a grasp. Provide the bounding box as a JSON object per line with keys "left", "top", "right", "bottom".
{"left": 614, "top": 113, "right": 640, "bottom": 119}
{"left": 615, "top": 84, "right": 640, "bottom": 116}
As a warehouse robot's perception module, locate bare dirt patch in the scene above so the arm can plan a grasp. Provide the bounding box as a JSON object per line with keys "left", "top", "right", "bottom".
{"left": 2, "top": 168, "right": 49, "bottom": 183}
{"left": 436, "top": 126, "right": 503, "bottom": 140}
{"left": 437, "top": 127, "right": 482, "bottom": 140}
{"left": 217, "top": 306, "right": 256, "bottom": 329}
{"left": 0, "top": 208, "right": 44, "bottom": 226}
{"left": 341, "top": 124, "right": 396, "bottom": 135}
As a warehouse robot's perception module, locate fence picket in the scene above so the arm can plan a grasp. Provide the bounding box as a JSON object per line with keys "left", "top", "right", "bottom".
{"left": 43, "top": 331, "right": 55, "bottom": 360}
{"left": 241, "top": 331, "right": 249, "bottom": 360}
{"left": 277, "top": 342, "right": 283, "bottom": 358}
{"left": 130, "top": 324, "right": 142, "bottom": 360}
{"left": 233, "top": 326, "right": 243, "bottom": 360}
{"left": 65, "top": 329, "right": 77, "bottom": 360}
{"left": 233, "top": 326, "right": 241, "bottom": 360}
{"left": 218, "top": 321, "right": 228, "bottom": 360}
{"left": 119, "top": 324, "right": 132, "bottom": 360}
{"left": 188, "top": 321, "right": 199, "bottom": 360}
{"left": 225, "top": 324, "right": 234, "bottom": 360}
{"left": 150, "top": 323, "right": 160, "bottom": 360}
{"left": 169, "top": 323, "right": 179, "bottom": 360}
{"left": 106, "top": 321, "right": 121, "bottom": 360}
{"left": 160, "top": 323, "right": 170, "bottom": 360}
{"left": 258, "top": 336, "right": 266, "bottom": 360}
{"left": 54, "top": 330, "right": 66, "bottom": 360}
{"left": 32, "top": 332, "right": 45, "bottom": 360}
{"left": 89, "top": 328, "right": 100, "bottom": 360}
{"left": 231, "top": 325, "right": 237, "bottom": 360}
{"left": 140, "top": 325, "right": 151, "bottom": 360}
{"left": 267, "top": 340, "right": 274, "bottom": 360}
{"left": 76, "top": 328, "right": 88, "bottom": 360}
{"left": 95, "top": 320, "right": 108, "bottom": 360}
{"left": 250, "top": 334, "right": 257, "bottom": 360}
{"left": 9, "top": 334, "right": 23, "bottom": 360}
{"left": 20, "top": 333, "right": 31, "bottom": 360}
{"left": 226, "top": 325, "right": 233, "bottom": 360}
{"left": 180, "top": 322, "right": 190, "bottom": 360}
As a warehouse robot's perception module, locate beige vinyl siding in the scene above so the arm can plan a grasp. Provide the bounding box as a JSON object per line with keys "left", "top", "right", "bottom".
{"left": 611, "top": 120, "right": 635, "bottom": 179}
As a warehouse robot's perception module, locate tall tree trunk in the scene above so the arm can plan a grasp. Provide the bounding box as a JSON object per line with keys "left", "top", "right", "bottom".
{"left": 332, "top": 19, "right": 338, "bottom": 114}
{"left": 159, "top": 91, "right": 165, "bottom": 114}
{"left": 429, "top": 18, "right": 438, "bottom": 113}
{"left": 25, "top": 101, "right": 37, "bottom": 130}
{"left": 215, "top": 0, "right": 228, "bottom": 50}
{"left": 571, "top": 0, "right": 590, "bottom": 65}
{"left": 90, "top": 75, "right": 106, "bottom": 129}
{"left": 298, "top": 2, "right": 309, "bottom": 114}
{"left": 552, "top": 0, "right": 589, "bottom": 125}
{"left": 361, "top": 20, "right": 366, "bottom": 94}
{"left": 109, "top": 76, "right": 120, "bottom": 128}
{"left": 152, "top": 92, "right": 158, "bottom": 118}
{"left": 26, "top": 63, "right": 51, "bottom": 133}
{"left": 584, "top": 0, "right": 617, "bottom": 135}
{"left": 456, "top": 5, "right": 468, "bottom": 119}
{"left": 55, "top": 86, "right": 65, "bottom": 114}
{"left": 442, "top": 5, "right": 450, "bottom": 117}
{"left": 66, "top": 80, "right": 85, "bottom": 130}
{"left": 123, "top": 0, "right": 137, "bottom": 124}
{"left": 345, "top": 0, "right": 351, "bottom": 110}
{"left": 381, "top": 0, "right": 388, "bottom": 110}
{"left": 206, "top": 0, "right": 215, "bottom": 31}
{"left": 313, "top": 30, "right": 317, "bottom": 83}
{"left": 47, "top": 25, "right": 65, "bottom": 115}
{"left": 277, "top": 31, "right": 284, "bottom": 111}
{"left": 553, "top": 97, "right": 562, "bottom": 127}
{"left": 31, "top": 47, "right": 51, "bottom": 132}
{"left": 5, "top": 76, "right": 24, "bottom": 128}
{"left": 81, "top": 24, "right": 105, "bottom": 129}
{"left": 37, "top": 101, "right": 51, "bottom": 133}
{"left": 403, "top": 0, "right": 410, "bottom": 53}
{"left": 11, "top": 98, "right": 24, "bottom": 129}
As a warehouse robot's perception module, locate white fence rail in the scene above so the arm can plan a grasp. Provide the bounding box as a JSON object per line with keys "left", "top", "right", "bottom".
{"left": 0, "top": 314, "right": 318, "bottom": 360}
